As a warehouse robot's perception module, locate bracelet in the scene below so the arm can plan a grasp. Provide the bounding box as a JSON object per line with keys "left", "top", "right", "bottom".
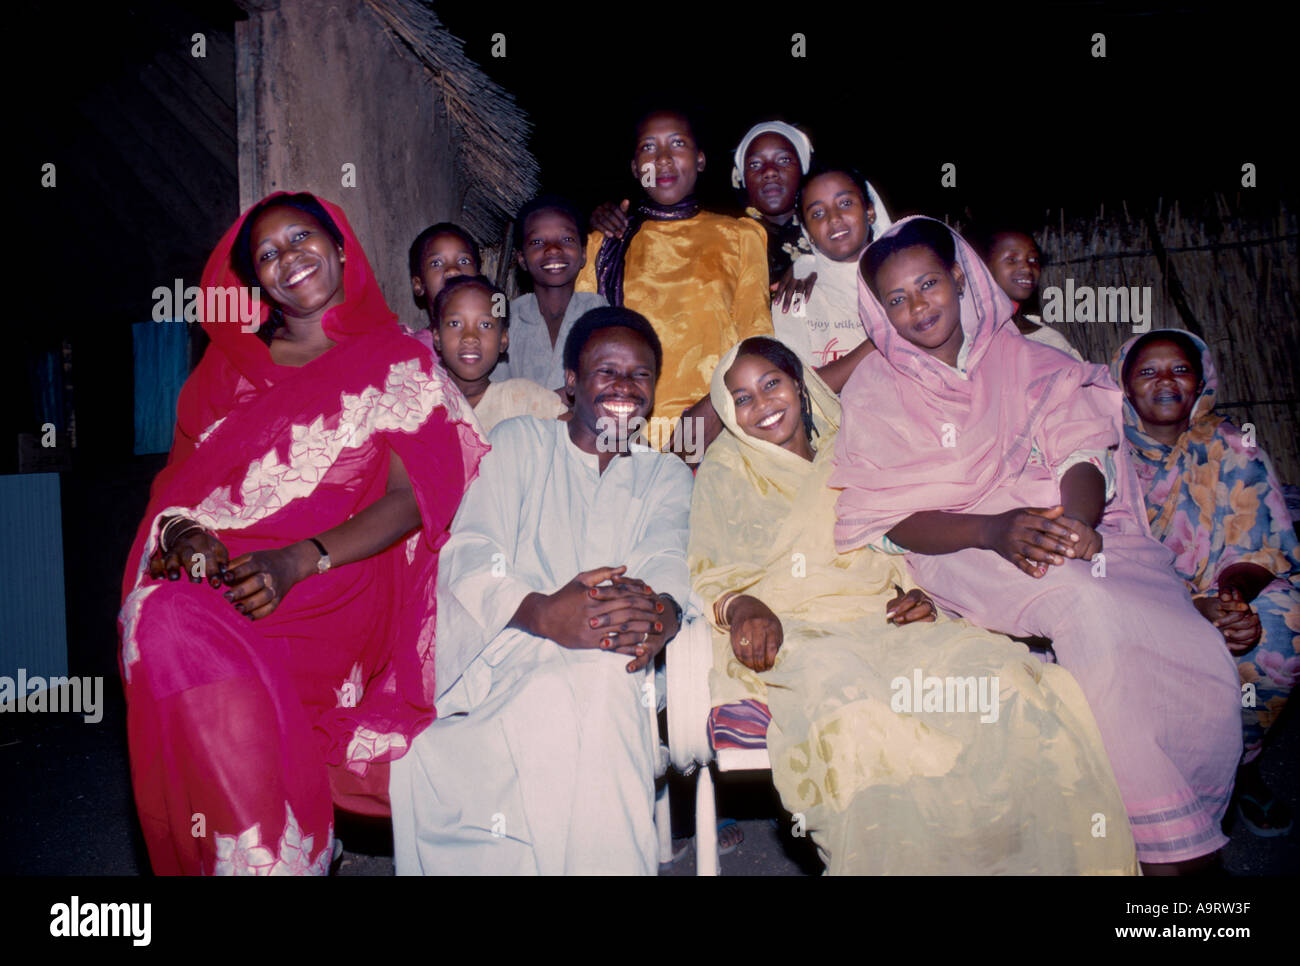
{"left": 158, "top": 516, "right": 186, "bottom": 545}
{"left": 713, "top": 591, "right": 741, "bottom": 630}
{"left": 159, "top": 517, "right": 204, "bottom": 555}
{"left": 161, "top": 526, "right": 203, "bottom": 556}
{"left": 160, "top": 515, "right": 197, "bottom": 543}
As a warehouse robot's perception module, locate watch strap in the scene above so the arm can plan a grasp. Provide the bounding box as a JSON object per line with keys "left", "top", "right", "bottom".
{"left": 308, "top": 537, "right": 331, "bottom": 573}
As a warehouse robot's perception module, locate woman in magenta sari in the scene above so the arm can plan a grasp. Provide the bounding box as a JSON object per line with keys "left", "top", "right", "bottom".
{"left": 829, "top": 216, "right": 1242, "bottom": 874}
{"left": 118, "top": 193, "right": 487, "bottom": 875}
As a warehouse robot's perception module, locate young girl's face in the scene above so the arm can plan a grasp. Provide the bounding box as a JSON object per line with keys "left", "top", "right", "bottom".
{"left": 743, "top": 133, "right": 800, "bottom": 217}
{"left": 800, "top": 172, "right": 875, "bottom": 262}
{"left": 985, "top": 232, "right": 1041, "bottom": 303}
{"left": 874, "top": 245, "right": 966, "bottom": 367}
{"left": 412, "top": 232, "right": 479, "bottom": 305}
{"left": 433, "top": 286, "right": 507, "bottom": 384}
{"left": 1124, "top": 339, "right": 1200, "bottom": 431}
{"left": 725, "top": 353, "right": 808, "bottom": 455}
{"left": 631, "top": 111, "right": 705, "bottom": 207}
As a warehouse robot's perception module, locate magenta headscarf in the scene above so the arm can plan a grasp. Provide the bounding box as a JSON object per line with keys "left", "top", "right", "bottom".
{"left": 830, "top": 215, "right": 1144, "bottom": 550}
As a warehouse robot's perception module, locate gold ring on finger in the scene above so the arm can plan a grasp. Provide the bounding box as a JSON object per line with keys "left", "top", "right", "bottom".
{"left": 739, "top": 637, "right": 751, "bottom": 648}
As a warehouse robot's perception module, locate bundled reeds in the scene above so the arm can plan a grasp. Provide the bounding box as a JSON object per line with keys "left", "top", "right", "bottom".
{"left": 477, "top": 234, "right": 523, "bottom": 302}
{"left": 1016, "top": 198, "right": 1298, "bottom": 483}
{"left": 364, "top": 0, "right": 540, "bottom": 240}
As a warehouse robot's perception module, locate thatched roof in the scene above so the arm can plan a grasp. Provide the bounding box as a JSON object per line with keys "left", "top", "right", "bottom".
{"left": 364, "top": 0, "right": 539, "bottom": 239}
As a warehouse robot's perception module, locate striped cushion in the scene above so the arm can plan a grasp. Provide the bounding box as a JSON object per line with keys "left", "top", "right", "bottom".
{"left": 708, "top": 699, "right": 771, "bottom": 750}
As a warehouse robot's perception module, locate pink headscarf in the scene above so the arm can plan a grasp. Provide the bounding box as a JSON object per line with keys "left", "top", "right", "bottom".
{"left": 830, "top": 216, "right": 1143, "bottom": 550}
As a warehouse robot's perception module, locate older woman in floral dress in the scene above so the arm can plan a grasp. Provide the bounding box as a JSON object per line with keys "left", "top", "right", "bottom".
{"left": 1115, "top": 329, "right": 1298, "bottom": 836}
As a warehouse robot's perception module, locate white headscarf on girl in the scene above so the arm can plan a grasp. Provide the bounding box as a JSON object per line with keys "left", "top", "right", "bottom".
{"left": 731, "top": 121, "right": 814, "bottom": 189}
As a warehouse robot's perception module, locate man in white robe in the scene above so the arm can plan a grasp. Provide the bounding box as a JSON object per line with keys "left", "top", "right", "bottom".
{"left": 391, "top": 308, "right": 691, "bottom": 875}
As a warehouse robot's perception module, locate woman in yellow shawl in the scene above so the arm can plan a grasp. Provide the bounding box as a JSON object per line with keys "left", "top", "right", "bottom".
{"left": 688, "top": 336, "right": 1137, "bottom": 874}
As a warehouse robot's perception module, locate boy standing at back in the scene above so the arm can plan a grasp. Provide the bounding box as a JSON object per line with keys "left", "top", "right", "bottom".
{"left": 495, "top": 195, "right": 607, "bottom": 392}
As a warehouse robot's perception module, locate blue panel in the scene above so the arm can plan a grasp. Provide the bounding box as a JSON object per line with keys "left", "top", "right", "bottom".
{"left": 33, "top": 349, "right": 65, "bottom": 432}
{"left": 133, "top": 320, "right": 190, "bottom": 455}
{"left": 0, "top": 473, "right": 67, "bottom": 679}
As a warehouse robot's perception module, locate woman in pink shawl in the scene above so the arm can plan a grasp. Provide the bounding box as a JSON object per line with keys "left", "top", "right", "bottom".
{"left": 118, "top": 193, "right": 487, "bottom": 875}
{"left": 829, "top": 216, "right": 1241, "bottom": 874}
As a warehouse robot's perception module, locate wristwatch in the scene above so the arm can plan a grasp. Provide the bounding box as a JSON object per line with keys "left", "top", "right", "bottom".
{"left": 308, "top": 537, "right": 332, "bottom": 574}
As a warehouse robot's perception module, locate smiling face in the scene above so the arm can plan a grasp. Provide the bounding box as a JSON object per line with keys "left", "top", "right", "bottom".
{"left": 743, "top": 133, "right": 801, "bottom": 217}
{"left": 1124, "top": 338, "right": 1201, "bottom": 432}
{"left": 801, "top": 172, "right": 875, "bottom": 262}
{"left": 412, "top": 232, "right": 479, "bottom": 304}
{"left": 631, "top": 111, "right": 705, "bottom": 206}
{"left": 433, "top": 284, "right": 506, "bottom": 384}
{"left": 249, "top": 207, "right": 346, "bottom": 318}
{"left": 985, "top": 232, "right": 1041, "bottom": 303}
{"left": 724, "top": 352, "right": 811, "bottom": 458}
{"left": 874, "top": 245, "right": 966, "bottom": 367}
{"left": 515, "top": 209, "right": 585, "bottom": 289}
{"left": 566, "top": 327, "right": 657, "bottom": 455}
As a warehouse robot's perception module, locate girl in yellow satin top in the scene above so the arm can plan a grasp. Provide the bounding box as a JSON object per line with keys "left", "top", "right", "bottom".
{"left": 576, "top": 109, "right": 772, "bottom": 457}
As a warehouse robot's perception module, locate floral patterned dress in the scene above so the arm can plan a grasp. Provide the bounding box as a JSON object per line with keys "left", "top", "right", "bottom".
{"left": 1114, "top": 331, "right": 1300, "bottom": 762}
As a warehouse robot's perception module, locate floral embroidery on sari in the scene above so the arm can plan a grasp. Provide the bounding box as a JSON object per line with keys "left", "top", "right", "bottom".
{"left": 189, "top": 359, "right": 451, "bottom": 536}
{"left": 197, "top": 416, "right": 226, "bottom": 444}
{"left": 118, "top": 585, "right": 160, "bottom": 684}
{"left": 212, "top": 802, "right": 333, "bottom": 876}
{"left": 345, "top": 727, "right": 408, "bottom": 776}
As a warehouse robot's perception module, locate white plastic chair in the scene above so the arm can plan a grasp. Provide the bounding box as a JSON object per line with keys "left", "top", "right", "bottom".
{"left": 664, "top": 594, "right": 772, "bottom": 875}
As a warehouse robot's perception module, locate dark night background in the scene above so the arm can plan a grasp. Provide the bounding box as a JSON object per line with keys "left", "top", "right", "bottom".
{"left": 13, "top": 1, "right": 1295, "bottom": 473}
{"left": 439, "top": 3, "right": 1294, "bottom": 222}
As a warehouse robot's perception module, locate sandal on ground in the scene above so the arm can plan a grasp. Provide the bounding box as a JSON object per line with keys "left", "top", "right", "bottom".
{"left": 718, "top": 818, "right": 744, "bottom": 856}
{"left": 1236, "top": 792, "right": 1294, "bottom": 838}
{"left": 659, "top": 840, "right": 691, "bottom": 866}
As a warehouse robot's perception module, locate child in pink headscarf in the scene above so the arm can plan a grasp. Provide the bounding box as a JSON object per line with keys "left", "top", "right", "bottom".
{"left": 829, "top": 216, "right": 1242, "bottom": 875}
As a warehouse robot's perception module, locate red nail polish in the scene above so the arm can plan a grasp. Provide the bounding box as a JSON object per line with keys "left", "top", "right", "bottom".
{"left": 589, "top": 617, "right": 599, "bottom": 628}
{"left": 655, "top": 602, "right": 664, "bottom": 613}
{"left": 654, "top": 622, "right": 662, "bottom": 632}
{"left": 589, "top": 588, "right": 599, "bottom": 598}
